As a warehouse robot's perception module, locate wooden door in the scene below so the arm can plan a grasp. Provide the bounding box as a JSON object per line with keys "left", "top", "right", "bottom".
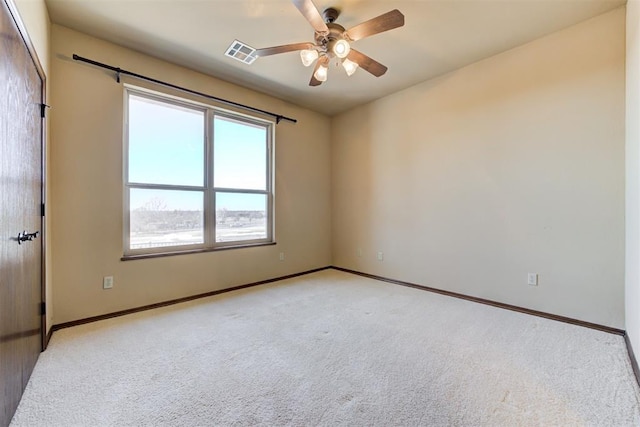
{"left": 0, "top": 0, "right": 45, "bottom": 425}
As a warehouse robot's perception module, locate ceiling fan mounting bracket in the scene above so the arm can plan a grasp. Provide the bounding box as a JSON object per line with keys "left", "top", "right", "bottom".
{"left": 323, "top": 7, "right": 340, "bottom": 24}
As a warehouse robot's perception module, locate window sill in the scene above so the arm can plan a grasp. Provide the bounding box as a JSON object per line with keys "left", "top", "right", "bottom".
{"left": 121, "top": 241, "right": 276, "bottom": 261}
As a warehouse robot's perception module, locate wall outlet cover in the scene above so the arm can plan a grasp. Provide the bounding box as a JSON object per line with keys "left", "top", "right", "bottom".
{"left": 103, "top": 276, "right": 114, "bottom": 289}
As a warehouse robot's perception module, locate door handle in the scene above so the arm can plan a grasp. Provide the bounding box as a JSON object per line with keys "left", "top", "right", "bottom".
{"left": 17, "top": 230, "right": 39, "bottom": 244}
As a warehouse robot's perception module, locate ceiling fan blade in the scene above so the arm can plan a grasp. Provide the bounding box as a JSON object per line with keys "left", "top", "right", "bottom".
{"left": 347, "top": 49, "right": 388, "bottom": 77}
{"left": 292, "top": 0, "right": 329, "bottom": 34}
{"left": 345, "top": 9, "right": 405, "bottom": 41}
{"left": 309, "top": 56, "right": 329, "bottom": 87}
{"left": 256, "top": 42, "right": 315, "bottom": 57}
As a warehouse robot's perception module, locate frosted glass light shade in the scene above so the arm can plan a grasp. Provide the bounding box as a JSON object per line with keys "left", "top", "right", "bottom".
{"left": 333, "top": 39, "right": 350, "bottom": 59}
{"left": 300, "top": 49, "right": 319, "bottom": 67}
{"left": 314, "top": 64, "right": 328, "bottom": 82}
{"left": 342, "top": 58, "right": 359, "bottom": 76}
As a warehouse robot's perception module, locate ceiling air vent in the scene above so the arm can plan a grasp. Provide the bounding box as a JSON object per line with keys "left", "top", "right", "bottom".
{"left": 225, "top": 40, "right": 258, "bottom": 65}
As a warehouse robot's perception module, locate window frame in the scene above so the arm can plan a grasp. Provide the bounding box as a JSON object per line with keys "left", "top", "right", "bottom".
{"left": 123, "top": 87, "right": 274, "bottom": 258}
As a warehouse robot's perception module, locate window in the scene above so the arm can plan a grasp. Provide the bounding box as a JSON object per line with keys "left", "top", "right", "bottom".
{"left": 124, "top": 89, "right": 273, "bottom": 256}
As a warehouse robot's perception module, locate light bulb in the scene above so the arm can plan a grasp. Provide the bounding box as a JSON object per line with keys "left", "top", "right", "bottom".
{"left": 314, "top": 64, "right": 328, "bottom": 82}
{"left": 300, "top": 49, "right": 319, "bottom": 67}
{"left": 342, "top": 58, "right": 359, "bottom": 76}
{"left": 333, "top": 39, "right": 350, "bottom": 59}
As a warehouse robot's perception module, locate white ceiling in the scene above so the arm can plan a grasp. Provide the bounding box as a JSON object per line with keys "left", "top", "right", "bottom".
{"left": 45, "top": 0, "right": 625, "bottom": 116}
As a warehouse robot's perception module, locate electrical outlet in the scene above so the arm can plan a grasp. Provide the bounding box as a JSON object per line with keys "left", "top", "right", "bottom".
{"left": 279, "top": 252, "right": 285, "bottom": 261}
{"left": 357, "top": 247, "right": 362, "bottom": 257}
{"left": 377, "top": 251, "right": 384, "bottom": 261}
{"left": 103, "top": 276, "right": 114, "bottom": 289}
{"left": 527, "top": 273, "right": 538, "bottom": 286}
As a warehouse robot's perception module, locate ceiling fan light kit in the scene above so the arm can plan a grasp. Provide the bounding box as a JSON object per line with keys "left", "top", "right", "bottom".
{"left": 253, "top": 0, "right": 404, "bottom": 87}
{"left": 342, "top": 58, "right": 358, "bottom": 76}
{"left": 313, "top": 61, "right": 328, "bottom": 81}
{"left": 331, "top": 39, "right": 350, "bottom": 59}
{"left": 300, "top": 49, "right": 319, "bottom": 67}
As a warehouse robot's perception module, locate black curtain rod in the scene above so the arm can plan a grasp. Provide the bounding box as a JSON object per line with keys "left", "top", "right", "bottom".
{"left": 72, "top": 54, "right": 297, "bottom": 124}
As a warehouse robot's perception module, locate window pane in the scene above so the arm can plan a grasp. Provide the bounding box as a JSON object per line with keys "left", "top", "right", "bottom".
{"left": 216, "top": 192, "right": 267, "bottom": 242}
{"left": 129, "top": 95, "right": 204, "bottom": 186}
{"left": 214, "top": 116, "right": 267, "bottom": 190}
{"left": 130, "top": 188, "right": 204, "bottom": 250}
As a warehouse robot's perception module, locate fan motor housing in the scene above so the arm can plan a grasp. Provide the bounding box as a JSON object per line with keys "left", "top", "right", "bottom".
{"left": 315, "top": 23, "right": 347, "bottom": 46}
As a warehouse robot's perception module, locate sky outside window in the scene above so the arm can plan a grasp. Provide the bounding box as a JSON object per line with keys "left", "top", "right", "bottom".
{"left": 129, "top": 95, "right": 204, "bottom": 187}
{"left": 214, "top": 116, "right": 267, "bottom": 191}
{"left": 129, "top": 95, "right": 268, "bottom": 212}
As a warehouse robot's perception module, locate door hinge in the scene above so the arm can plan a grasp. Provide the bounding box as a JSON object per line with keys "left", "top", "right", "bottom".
{"left": 40, "top": 103, "right": 50, "bottom": 118}
{"left": 41, "top": 203, "right": 45, "bottom": 217}
{"left": 40, "top": 302, "right": 46, "bottom": 316}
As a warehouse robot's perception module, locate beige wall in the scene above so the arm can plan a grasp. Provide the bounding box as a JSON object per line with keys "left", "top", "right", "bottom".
{"left": 627, "top": 1, "right": 640, "bottom": 353}
{"left": 50, "top": 25, "right": 331, "bottom": 324}
{"left": 332, "top": 8, "right": 625, "bottom": 328}
{"left": 14, "top": 0, "right": 48, "bottom": 68}
{"left": 14, "top": 0, "right": 48, "bottom": 71}
{"left": 14, "top": 0, "right": 52, "bottom": 333}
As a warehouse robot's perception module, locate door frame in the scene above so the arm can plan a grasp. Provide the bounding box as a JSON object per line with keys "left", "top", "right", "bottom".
{"left": 4, "top": 0, "right": 47, "bottom": 351}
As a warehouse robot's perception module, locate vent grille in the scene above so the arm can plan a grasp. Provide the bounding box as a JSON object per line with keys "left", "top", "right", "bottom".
{"left": 225, "top": 40, "right": 258, "bottom": 65}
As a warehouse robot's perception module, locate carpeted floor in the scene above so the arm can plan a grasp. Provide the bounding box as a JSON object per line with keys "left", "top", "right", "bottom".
{"left": 10, "top": 269, "right": 640, "bottom": 426}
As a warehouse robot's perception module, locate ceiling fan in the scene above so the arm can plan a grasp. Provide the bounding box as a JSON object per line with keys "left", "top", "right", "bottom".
{"left": 254, "top": 0, "right": 405, "bottom": 86}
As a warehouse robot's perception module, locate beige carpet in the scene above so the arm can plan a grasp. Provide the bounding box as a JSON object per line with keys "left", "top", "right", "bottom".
{"left": 10, "top": 269, "right": 640, "bottom": 426}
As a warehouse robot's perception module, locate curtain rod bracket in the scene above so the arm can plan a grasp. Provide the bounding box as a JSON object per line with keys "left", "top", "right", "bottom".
{"left": 71, "top": 54, "right": 297, "bottom": 125}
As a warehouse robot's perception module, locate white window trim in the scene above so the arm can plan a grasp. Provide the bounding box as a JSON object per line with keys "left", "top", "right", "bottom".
{"left": 122, "top": 87, "right": 275, "bottom": 258}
